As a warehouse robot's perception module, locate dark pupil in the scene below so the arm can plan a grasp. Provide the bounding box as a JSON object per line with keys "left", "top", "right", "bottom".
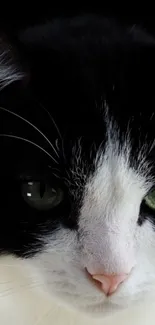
{"left": 39, "top": 182, "right": 46, "bottom": 198}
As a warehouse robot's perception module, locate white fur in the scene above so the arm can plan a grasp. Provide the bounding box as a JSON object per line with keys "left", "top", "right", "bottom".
{"left": 1, "top": 256, "right": 155, "bottom": 325}
{"left": 0, "top": 47, "right": 23, "bottom": 89}
{"left": 2, "top": 255, "right": 155, "bottom": 324}
{"left": 1, "top": 106, "right": 155, "bottom": 320}
{"left": 23, "top": 122, "right": 155, "bottom": 318}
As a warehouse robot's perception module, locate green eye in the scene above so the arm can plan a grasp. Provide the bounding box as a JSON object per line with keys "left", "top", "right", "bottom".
{"left": 144, "top": 190, "right": 155, "bottom": 210}
{"left": 21, "top": 181, "right": 64, "bottom": 211}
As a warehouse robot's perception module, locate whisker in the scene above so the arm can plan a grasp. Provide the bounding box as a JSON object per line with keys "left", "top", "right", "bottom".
{"left": 37, "top": 102, "right": 62, "bottom": 141}
{"left": 0, "top": 106, "right": 59, "bottom": 158}
{"left": 0, "top": 282, "right": 44, "bottom": 299}
{"left": 38, "top": 101, "right": 66, "bottom": 162}
{"left": 52, "top": 173, "right": 60, "bottom": 179}
{"left": 35, "top": 307, "right": 53, "bottom": 325}
{"left": 0, "top": 134, "right": 58, "bottom": 164}
{"left": 55, "top": 138, "right": 60, "bottom": 152}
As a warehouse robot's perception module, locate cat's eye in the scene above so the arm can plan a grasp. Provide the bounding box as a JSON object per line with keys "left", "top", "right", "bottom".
{"left": 144, "top": 190, "right": 155, "bottom": 210}
{"left": 21, "top": 181, "right": 64, "bottom": 210}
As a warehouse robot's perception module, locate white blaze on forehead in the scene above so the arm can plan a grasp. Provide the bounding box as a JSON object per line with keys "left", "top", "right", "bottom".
{"left": 79, "top": 128, "right": 151, "bottom": 275}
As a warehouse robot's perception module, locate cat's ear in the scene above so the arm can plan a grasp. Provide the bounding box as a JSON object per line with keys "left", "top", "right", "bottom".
{"left": 0, "top": 34, "right": 27, "bottom": 91}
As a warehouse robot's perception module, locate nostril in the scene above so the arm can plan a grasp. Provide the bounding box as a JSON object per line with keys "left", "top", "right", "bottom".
{"left": 86, "top": 269, "right": 129, "bottom": 296}
{"left": 93, "top": 273, "right": 129, "bottom": 295}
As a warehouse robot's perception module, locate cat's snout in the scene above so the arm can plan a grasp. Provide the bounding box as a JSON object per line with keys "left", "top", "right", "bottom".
{"left": 87, "top": 270, "right": 129, "bottom": 296}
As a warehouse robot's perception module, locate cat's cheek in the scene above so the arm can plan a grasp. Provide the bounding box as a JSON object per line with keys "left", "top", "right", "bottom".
{"left": 109, "top": 221, "right": 155, "bottom": 305}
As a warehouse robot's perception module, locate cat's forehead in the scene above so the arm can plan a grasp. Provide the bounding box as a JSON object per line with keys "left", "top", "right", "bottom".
{"left": 65, "top": 107, "right": 154, "bottom": 211}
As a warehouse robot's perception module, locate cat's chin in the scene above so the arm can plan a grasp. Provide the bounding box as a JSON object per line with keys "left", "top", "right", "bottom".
{"left": 53, "top": 295, "right": 129, "bottom": 318}
{"left": 48, "top": 289, "right": 155, "bottom": 319}
{"left": 76, "top": 293, "right": 155, "bottom": 318}
{"left": 81, "top": 302, "right": 127, "bottom": 318}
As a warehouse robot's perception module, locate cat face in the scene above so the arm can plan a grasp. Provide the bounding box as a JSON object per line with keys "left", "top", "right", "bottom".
{"left": 1, "top": 15, "right": 155, "bottom": 317}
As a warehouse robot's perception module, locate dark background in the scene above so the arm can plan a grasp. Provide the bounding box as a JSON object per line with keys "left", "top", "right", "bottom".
{"left": 0, "top": 7, "right": 155, "bottom": 36}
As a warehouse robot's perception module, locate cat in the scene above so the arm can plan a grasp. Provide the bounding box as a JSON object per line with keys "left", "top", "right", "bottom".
{"left": 1, "top": 14, "right": 155, "bottom": 320}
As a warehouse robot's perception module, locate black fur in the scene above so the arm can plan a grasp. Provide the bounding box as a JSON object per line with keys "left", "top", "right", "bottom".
{"left": 1, "top": 14, "right": 155, "bottom": 257}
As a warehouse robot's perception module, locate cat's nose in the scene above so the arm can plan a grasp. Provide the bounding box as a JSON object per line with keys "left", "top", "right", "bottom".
{"left": 88, "top": 272, "right": 129, "bottom": 296}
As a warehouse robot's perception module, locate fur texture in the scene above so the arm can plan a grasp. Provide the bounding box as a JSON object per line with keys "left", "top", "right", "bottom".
{"left": 1, "top": 14, "right": 155, "bottom": 320}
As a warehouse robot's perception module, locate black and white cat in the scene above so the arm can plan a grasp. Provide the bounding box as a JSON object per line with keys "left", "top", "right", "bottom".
{"left": 1, "top": 14, "right": 155, "bottom": 321}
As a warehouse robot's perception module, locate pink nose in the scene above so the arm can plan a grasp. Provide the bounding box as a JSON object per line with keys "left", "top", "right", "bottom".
{"left": 90, "top": 273, "right": 129, "bottom": 296}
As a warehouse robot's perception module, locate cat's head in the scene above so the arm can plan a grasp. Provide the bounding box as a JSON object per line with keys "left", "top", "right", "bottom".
{"left": 1, "top": 16, "right": 155, "bottom": 317}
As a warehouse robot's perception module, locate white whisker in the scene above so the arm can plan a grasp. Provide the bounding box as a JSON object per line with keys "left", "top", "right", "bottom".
{"left": 52, "top": 173, "right": 60, "bottom": 179}
{"left": 0, "top": 134, "right": 58, "bottom": 164}
{"left": 34, "top": 307, "right": 53, "bottom": 325}
{"left": 38, "top": 102, "right": 62, "bottom": 141}
{"left": 38, "top": 101, "right": 66, "bottom": 161}
{"left": 0, "top": 282, "right": 44, "bottom": 299}
{"left": 0, "top": 106, "right": 59, "bottom": 158}
{"left": 55, "top": 138, "right": 60, "bottom": 152}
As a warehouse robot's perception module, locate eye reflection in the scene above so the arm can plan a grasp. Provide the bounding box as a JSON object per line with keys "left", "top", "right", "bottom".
{"left": 21, "top": 181, "right": 64, "bottom": 210}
